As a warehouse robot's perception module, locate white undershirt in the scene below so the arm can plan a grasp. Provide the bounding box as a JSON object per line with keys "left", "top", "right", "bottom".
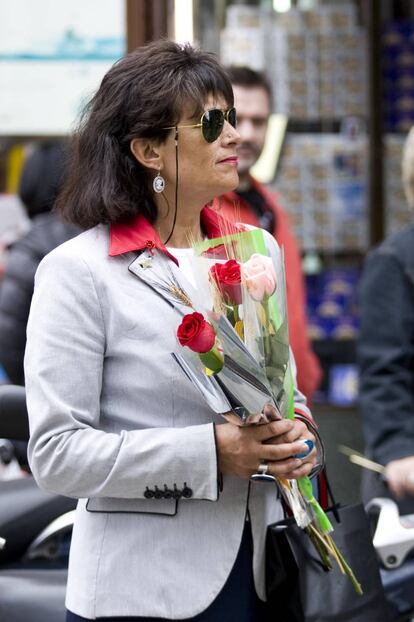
{"left": 166, "top": 246, "right": 196, "bottom": 288}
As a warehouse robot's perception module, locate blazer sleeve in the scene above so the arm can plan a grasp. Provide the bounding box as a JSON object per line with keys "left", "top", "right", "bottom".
{"left": 25, "top": 249, "right": 219, "bottom": 502}
{"left": 358, "top": 247, "right": 414, "bottom": 465}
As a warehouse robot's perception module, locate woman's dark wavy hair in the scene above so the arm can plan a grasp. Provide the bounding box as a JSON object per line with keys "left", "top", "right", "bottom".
{"left": 57, "top": 39, "right": 234, "bottom": 229}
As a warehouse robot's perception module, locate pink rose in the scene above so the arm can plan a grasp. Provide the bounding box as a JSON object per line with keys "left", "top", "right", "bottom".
{"left": 241, "top": 253, "right": 277, "bottom": 302}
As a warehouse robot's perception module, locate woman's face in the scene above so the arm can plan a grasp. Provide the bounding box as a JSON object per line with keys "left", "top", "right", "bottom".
{"left": 160, "top": 94, "right": 241, "bottom": 206}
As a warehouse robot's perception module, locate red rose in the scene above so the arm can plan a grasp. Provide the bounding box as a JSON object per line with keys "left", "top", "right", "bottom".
{"left": 177, "top": 312, "right": 216, "bottom": 353}
{"left": 209, "top": 259, "right": 242, "bottom": 305}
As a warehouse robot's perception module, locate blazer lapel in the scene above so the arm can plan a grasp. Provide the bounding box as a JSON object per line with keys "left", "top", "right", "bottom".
{"left": 128, "top": 248, "right": 205, "bottom": 317}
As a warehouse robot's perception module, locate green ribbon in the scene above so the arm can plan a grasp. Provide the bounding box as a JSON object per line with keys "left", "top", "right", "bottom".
{"left": 298, "top": 476, "right": 333, "bottom": 533}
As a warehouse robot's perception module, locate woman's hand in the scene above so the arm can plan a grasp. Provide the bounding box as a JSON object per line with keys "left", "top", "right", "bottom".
{"left": 385, "top": 456, "right": 414, "bottom": 498}
{"left": 215, "top": 419, "right": 317, "bottom": 481}
{"left": 264, "top": 417, "right": 314, "bottom": 447}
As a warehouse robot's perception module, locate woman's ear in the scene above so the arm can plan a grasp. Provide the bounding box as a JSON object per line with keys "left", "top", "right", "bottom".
{"left": 130, "top": 138, "right": 162, "bottom": 171}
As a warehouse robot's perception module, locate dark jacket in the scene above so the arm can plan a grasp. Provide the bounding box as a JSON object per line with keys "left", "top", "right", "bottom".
{"left": 0, "top": 213, "right": 80, "bottom": 384}
{"left": 358, "top": 223, "right": 414, "bottom": 467}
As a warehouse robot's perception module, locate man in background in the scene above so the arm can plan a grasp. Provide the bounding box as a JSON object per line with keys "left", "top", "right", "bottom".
{"left": 0, "top": 141, "right": 80, "bottom": 385}
{"left": 214, "top": 66, "right": 321, "bottom": 402}
{"left": 359, "top": 126, "right": 414, "bottom": 513}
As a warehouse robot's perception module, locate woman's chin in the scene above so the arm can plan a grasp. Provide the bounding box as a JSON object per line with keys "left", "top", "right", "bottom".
{"left": 217, "top": 171, "right": 240, "bottom": 195}
{"left": 198, "top": 172, "right": 240, "bottom": 206}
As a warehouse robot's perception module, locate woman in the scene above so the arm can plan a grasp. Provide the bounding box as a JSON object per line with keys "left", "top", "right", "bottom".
{"left": 359, "top": 126, "right": 414, "bottom": 514}
{"left": 25, "top": 40, "right": 318, "bottom": 622}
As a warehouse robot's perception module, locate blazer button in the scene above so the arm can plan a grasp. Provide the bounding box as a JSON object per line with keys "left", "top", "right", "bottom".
{"left": 144, "top": 487, "right": 154, "bottom": 499}
{"left": 163, "top": 485, "right": 173, "bottom": 499}
{"left": 154, "top": 486, "right": 164, "bottom": 499}
{"left": 182, "top": 483, "right": 193, "bottom": 499}
{"left": 172, "top": 484, "right": 182, "bottom": 499}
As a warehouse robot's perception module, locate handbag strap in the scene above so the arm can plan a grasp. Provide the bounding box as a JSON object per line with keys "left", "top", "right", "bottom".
{"left": 320, "top": 467, "right": 341, "bottom": 523}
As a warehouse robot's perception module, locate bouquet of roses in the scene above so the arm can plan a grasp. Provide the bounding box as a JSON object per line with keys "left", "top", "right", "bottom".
{"left": 170, "top": 225, "right": 361, "bottom": 593}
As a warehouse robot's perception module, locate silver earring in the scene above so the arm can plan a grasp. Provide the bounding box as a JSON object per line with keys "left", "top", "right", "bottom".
{"left": 153, "top": 171, "right": 165, "bottom": 193}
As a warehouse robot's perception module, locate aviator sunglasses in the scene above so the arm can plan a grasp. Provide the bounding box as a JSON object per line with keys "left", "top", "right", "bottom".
{"left": 163, "top": 107, "right": 237, "bottom": 143}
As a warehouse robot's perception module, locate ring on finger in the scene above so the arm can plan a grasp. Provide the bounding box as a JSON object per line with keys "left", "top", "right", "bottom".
{"left": 257, "top": 461, "right": 269, "bottom": 475}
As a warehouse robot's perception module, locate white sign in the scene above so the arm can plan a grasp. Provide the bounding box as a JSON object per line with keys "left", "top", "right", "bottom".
{"left": 0, "top": 0, "right": 126, "bottom": 135}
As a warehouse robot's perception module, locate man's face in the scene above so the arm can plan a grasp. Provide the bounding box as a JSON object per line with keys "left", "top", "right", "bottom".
{"left": 232, "top": 85, "right": 271, "bottom": 176}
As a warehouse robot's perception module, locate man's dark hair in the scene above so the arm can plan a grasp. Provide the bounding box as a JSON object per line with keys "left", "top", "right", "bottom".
{"left": 225, "top": 66, "right": 272, "bottom": 104}
{"left": 57, "top": 40, "right": 233, "bottom": 229}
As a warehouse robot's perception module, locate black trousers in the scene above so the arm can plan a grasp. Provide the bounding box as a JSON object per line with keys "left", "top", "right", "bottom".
{"left": 66, "top": 521, "right": 267, "bottom": 622}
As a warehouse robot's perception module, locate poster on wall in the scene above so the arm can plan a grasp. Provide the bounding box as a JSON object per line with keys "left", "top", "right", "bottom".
{"left": 0, "top": 0, "right": 126, "bottom": 135}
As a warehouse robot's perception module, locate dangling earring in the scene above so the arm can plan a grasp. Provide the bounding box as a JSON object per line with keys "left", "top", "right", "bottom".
{"left": 153, "top": 169, "right": 165, "bottom": 193}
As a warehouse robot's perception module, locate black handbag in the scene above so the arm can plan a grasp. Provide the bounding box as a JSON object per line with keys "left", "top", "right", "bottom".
{"left": 265, "top": 478, "right": 391, "bottom": 622}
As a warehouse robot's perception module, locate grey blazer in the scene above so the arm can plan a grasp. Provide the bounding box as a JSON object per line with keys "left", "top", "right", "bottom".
{"left": 25, "top": 224, "right": 307, "bottom": 619}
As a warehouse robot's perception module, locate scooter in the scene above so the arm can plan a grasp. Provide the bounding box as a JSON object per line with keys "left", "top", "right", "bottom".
{"left": 1, "top": 384, "right": 414, "bottom": 621}
{"left": 366, "top": 498, "right": 414, "bottom": 621}
{"left": 0, "top": 384, "right": 75, "bottom": 622}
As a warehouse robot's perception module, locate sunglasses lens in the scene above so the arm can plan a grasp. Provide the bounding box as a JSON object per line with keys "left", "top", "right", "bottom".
{"left": 228, "top": 107, "right": 237, "bottom": 129}
{"left": 202, "top": 109, "right": 224, "bottom": 143}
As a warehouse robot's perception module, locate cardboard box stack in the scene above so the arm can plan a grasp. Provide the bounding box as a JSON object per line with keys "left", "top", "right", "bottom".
{"left": 221, "top": 3, "right": 369, "bottom": 253}
{"left": 306, "top": 267, "right": 360, "bottom": 341}
{"left": 220, "top": 3, "right": 367, "bottom": 120}
{"left": 275, "top": 134, "right": 368, "bottom": 251}
{"left": 220, "top": 5, "right": 265, "bottom": 71}
{"left": 383, "top": 21, "right": 414, "bottom": 133}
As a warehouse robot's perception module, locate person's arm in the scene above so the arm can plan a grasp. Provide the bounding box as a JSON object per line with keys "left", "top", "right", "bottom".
{"left": 270, "top": 200, "right": 322, "bottom": 402}
{"left": 385, "top": 457, "right": 414, "bottom": 497}
{"left": 358, "top": 247, "right": 414, "bottom": 492}
{"left": 0, "top": 243, "right": 38, "bottom": 385}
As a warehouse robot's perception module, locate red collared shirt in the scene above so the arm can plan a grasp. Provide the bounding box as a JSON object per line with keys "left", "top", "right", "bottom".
{"left": 109, "top": 206, "right": 240, "bottom": 263}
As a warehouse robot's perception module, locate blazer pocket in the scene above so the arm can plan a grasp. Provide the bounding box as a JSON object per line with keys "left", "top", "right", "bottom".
{"left": 86, "top": 496, "right": 178, "bottom": 516}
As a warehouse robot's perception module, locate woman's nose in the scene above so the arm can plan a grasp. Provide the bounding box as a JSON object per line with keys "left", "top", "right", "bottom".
{"left": 223, "top": 121, "right": 241, "bottom": 145}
